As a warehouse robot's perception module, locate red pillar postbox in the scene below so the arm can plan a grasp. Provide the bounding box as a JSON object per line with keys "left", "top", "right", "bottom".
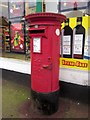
{"left": 25, "top": 13, "right": 66, "bottom": 114}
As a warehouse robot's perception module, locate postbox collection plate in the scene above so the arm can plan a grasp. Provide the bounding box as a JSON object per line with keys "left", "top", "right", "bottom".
{"left": 33, "top": 37, "right": 41, "bottom": 53}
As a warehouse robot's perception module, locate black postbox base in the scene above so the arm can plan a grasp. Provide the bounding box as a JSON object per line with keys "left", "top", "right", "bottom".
{"left": 31, "top": 89, "right": 60, "bottom": 115}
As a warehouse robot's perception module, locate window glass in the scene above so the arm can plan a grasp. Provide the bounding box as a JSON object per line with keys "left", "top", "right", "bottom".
{"left": 25, "top": 0, "right": 36, "bottom": 15}
{"left": 59, "top": 0, "right": 88, "bottom": 12}
{"left": 8, "top": 0, "right": 24, "bottom": 18}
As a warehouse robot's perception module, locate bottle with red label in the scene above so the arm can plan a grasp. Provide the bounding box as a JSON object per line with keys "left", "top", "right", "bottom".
{"left": 62, "top": 18, "right": 73, "bottom": 58}
{"left": 73, "top": 17, "right": 85, "bottom": 59}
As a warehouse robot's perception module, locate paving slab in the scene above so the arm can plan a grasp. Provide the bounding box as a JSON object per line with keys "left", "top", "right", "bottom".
{"left": 2, "top": 78, "right": 89, "bottom": 119}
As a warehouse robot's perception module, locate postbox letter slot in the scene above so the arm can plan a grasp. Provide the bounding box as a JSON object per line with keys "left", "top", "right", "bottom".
{"left": 29, "top": 29, "right": 45, "bottom": 34}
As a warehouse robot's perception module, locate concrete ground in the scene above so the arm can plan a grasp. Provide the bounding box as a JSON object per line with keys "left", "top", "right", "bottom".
{"left": 2, "top": 75, "right": 89, "bottom": 119}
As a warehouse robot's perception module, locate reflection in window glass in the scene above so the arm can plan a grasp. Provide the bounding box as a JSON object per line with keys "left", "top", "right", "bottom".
{"left": 8, "top": 0, "right": 24, "bottom": 18}
{"left": 59, "top": 1, "right": 87, "bottom": 12}
{"left": 25, "top": 0, "right": 36, "bottom": 15}
{"left": 0, "top": 2, "right": 8, "bottom": 19}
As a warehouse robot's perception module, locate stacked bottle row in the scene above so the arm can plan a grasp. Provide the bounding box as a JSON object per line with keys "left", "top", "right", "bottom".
{"left": 4, "top": 27, "right": 10, "bottom": 52}
{"left": 60, "top": 17, "right": 85, "bottom": 59}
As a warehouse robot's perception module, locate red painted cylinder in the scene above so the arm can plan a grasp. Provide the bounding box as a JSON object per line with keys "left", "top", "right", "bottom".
{"left": 25, "top": 13, "right": 66, "bottom": 114}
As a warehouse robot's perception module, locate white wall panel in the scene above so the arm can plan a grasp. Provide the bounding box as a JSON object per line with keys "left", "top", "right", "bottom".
{"left": 0, "top": 57, "right": 89, "bottom": 86}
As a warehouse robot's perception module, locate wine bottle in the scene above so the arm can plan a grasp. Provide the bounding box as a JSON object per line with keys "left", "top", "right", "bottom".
{"left": 73, "top": 17, "right": 85, "bottom": 59}
{"left": 62, "top": 18, "right": 73, "bottom": 58}
{"left": 84, "top": 27, "right": 90, "bottom": 59}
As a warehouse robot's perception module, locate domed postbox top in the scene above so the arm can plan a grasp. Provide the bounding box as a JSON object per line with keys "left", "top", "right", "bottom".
{"left": 25, "top": 13, "right": 66, "bottom": 26}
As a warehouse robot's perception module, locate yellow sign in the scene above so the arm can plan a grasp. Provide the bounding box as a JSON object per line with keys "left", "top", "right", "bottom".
{"left": 60, "top": 58, "right": 90, "bottom": 71}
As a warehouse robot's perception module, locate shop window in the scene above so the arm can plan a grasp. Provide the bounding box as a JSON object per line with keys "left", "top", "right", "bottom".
{"left": 42, "top": 0, "right": 46, "bottom": 12}
{"left": 8, "top": 0, "right": 25, "bottom": 19}
{"left": 25, "top": 0, "right": 36, "bottom": 15}
{"left": 58, "top": 1, "right": 88, "bottom": 12}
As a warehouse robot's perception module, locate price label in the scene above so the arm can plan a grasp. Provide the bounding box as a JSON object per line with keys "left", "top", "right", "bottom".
{"left": 63, "top": 36, "right": 71, "bottom": 55}
{"left": 74, "top": 34, "right": 83, "bottom": 54}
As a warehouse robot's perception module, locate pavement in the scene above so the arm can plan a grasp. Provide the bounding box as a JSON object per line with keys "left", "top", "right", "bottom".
{"left": 2, "top": 77, "right": 89, "bottom": 119}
